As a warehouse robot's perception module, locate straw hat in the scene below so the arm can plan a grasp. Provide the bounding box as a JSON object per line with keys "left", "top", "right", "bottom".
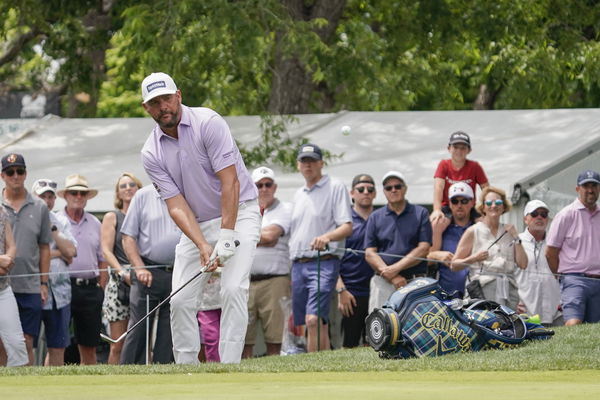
{"left": 57, "top": 174, "right": 98, "bottom": 199}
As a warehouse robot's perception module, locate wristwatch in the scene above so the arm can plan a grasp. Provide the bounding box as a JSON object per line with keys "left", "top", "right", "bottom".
{"left": 336, "top": 287, "right": 346, "bottom": 294}
{"left": 40, "top": 281, "right": 48, "bottom": 287}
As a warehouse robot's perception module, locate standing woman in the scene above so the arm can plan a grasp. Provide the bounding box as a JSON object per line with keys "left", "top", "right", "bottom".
{"left": 101, "top": 173, "right": 142, "bottom": 364}
{"left": 451, "top": 186, "right": 527, "bottom": 309}
{"left": 0, "top": 205, "right": 28, "bottom": 366}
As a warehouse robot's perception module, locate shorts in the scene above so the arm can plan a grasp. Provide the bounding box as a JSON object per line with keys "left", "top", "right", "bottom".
{"left": 71, "top": 281, "right": 104, "bottom": 347}
{"left": 14, "top": 292, "right": 42, "bottom": 338}
{"left": 42, "top": 302, "right": 71, "bottom": 348}
{"left": 560, "top": 274, "right": 600, "bottom": 323}
{"left": 291, "top": 259, "right": 339, "bottom": 326}
{"left": 245, "top": 275, "right": 290, "bottom": 345}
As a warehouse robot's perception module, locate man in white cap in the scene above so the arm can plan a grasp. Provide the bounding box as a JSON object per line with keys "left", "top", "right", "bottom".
{"left": 242, "top": 167, "right": 292, "bottom": 358}
{"left": 427, "top": 181, "right": 475, "bottom": 298}
{"left": 289, "top": 143, "right": 352, "bottom": 352}
{"left": 516, "top": 200, "right": 562, "bottom": 326}
{"left": 365, "top": 171, "right": 432, "bottom": 312}
{"left": 56, "top": 174, "right": 106, "bottom": 365}
{"left": 32, "top": 179, "right": 77, "bottom": 366}
{"left": 139, "top": 72, "right": 260, "bottom": 364}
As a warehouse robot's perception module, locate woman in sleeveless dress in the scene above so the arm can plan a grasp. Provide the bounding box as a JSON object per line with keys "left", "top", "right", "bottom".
{"left": 101, "top": 172, "right": 142, "bottom": 364}
{"left": 451, "top": 186, "right": 528, "bottom": 309}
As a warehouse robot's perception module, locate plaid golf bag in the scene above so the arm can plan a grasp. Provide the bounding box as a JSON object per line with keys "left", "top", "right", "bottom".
{"left": 365, "top": 278, "right": 553, "bottom": 358}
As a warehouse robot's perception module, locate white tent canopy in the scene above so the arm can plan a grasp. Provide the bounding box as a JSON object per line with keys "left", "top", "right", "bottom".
{"left": 1, "top": 108, "right": 598, "bottom": 229}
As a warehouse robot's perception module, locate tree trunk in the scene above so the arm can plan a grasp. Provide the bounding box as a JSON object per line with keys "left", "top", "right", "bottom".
{"left": 268, "top": 0, "right": 346, "bottom": 114}
{"left": 473, "top": 84, "right": 501, "bottom": 110}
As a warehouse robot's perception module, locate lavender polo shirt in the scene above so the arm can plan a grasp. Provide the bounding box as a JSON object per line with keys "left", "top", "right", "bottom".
{"left": 57, "top": 209, "right": 104, "bottom": 279}
{"left": 141, "top": 105, "right": 257, "bottom": 222}
{"left": 546, "top": 198, "right": 600, "bottom": 274}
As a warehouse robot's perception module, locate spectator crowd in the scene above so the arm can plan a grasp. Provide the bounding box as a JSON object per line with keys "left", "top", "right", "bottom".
{"left": 1, "top": 73, "right": 599, "bottom": 367}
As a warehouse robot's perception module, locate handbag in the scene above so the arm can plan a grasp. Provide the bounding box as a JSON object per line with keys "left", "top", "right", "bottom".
{"left": 466, "top": 278, "right": 485, "bottom": 300}
{"left": 116, "top": 275, "right": 131, "bottom": 305}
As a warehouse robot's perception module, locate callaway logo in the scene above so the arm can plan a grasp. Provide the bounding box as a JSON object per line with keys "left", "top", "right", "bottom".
{"left": 146, "top": 81, "right": 166, "bottom": 93}
{"left": 421, "top": 312, "right": 471, "bottom": 350}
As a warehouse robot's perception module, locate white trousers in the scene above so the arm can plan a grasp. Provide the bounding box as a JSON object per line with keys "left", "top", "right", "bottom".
{"left": 368, "top": 275, "right": 396, "bottom": 314}
{"left": 170, "top": 200, "right": 260, "bottom": 364}
{"left": 0, "top": 286, "right": 28, "bottom": 366}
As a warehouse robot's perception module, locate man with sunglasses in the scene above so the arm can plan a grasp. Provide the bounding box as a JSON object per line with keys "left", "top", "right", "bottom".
{"left": 242, "top": 167, "right": 292, "bottom": 358}
{"left": 56, "top": 174, "right": 107, "bottom": 365}
{"left": 427, "top": 182, "right": 475, "bottom": 298}
{"left": 546, "top": 170, "right": 600, "bottom": 326}
{"left": 365, "top": 171, "right": 432, "bottom": 312}
{"left": 32, "top": 179, "right": 77, "bottom": 365}
{"left": 289, "top": 143, "right": 352, "bottom": 352}
{"left": 336, "top": 174, "right": 376, "bottom": 348}
{"left": 0, "top": 153, "right": 51, "bottom": 365}
{"left": 515, "top": 200, "right": 562, "bottom": 326}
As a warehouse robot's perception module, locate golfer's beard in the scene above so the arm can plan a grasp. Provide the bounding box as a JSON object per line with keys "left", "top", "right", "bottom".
{"left": 155, "top": 111, "right": 179, "bottom": 129}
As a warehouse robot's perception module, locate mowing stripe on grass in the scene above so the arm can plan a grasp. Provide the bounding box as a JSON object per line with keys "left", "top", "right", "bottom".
{"left": 1, "top": 371, "right": 598, "bottom": 400}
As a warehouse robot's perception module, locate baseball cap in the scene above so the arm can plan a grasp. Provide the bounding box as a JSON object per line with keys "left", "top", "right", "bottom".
{"left": 351, "top": 174, "right": 375, "bottom": 188}
{"left": 296, "top": 143, "right": 323, "bottom": 161}
{"left": 382, "top": 171, "right": 406, "bottom": 185}
{"left": 141, "top": 72, "right": 178, "bottom": 104}
{"left": 576, "top": 170, "right": 600, "bottom": 186}
{"left": 32, "top": 179, "right": 57, "bottom": 195}
{"left": 252, "top": 166, "right": 275, "bottom": 183}
{"left": 448, "top": 181, "right": 474, "bottom": 199}
{"left": 523, "top": 199, "right": 550, "bottom": 217}
{"left": 448, "top": 131, "right": 471, "bottom": 147}
{"left": 1, "top": 153, "right": 26, "bottom": 171}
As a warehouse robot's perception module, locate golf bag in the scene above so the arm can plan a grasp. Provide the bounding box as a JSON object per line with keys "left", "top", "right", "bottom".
{"left": 365, "top": 278, "right": 553, "bottom": 358}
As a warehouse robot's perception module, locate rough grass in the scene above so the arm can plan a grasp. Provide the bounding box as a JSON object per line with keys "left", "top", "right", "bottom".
{"left": 0, "top": 323, "right": 598, "bottom": 377}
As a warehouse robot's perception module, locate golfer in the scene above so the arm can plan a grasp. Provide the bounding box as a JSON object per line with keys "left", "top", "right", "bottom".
{"left": 139, "top": 72, "right": 260, "bottom": 364}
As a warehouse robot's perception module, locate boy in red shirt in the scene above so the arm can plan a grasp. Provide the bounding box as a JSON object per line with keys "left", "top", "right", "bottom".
{"left": 431, "top": 131, "right": 489, "bottom": 222}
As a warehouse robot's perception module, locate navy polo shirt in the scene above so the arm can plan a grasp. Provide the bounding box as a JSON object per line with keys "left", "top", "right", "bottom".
{"left": 438, "top": 222, "right": 471, "bottom": 296}
{"left": 364, "top": 201, "right": 432, "bottom": 278}
{"left": 339, "top": 209, "right": 374, "bottom": 297}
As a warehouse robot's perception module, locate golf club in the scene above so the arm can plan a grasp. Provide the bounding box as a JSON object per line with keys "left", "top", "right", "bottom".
{"left": 100, "top": 240, "right": 239, "bottom": 344}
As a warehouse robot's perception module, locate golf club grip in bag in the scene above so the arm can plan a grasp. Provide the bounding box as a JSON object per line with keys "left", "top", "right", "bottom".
{"left": 365, "top": 278, "right": 553, "bottom": 359}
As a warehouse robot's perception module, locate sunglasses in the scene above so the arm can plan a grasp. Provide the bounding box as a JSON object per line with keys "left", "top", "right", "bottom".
{"left": 4, "top": 168, "right": 26, "bottom": 177}
{"left": 355, "top": 186, "right": 375, "bottom": 194}
{"left": 484, "top": 199, "right": 504, "bottom": 207}
{"left": 67, "top": 190, "right": 88, "bottom": 197}
{"left": 119, "top": 182, "right": 138, "bottom": 189}
{"left": 38, "top": 180, "right": 57, "bottom": 189}
{"left": 384, "top": 184, "right": 403, "bottom": 192}
{"left": 450, "top": 198, "right": 470, "bottom": 205}
{"left": 256, "top": 182, "right": 273, "bottom": 189}
{"left": 530, "top": 210, "right": 549, "bottom": 219}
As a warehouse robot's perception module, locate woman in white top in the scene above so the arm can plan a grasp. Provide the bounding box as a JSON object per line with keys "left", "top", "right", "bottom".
{"left": 451, "top": 186, "right": 527, "bottom": 309}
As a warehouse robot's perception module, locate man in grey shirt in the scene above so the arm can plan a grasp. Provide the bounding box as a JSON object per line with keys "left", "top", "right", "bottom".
{"left": 120, "top": 185, "right": 181, "bottom": 364}
{"left": 1, "top": 153, "right": 51, "bottom": 365}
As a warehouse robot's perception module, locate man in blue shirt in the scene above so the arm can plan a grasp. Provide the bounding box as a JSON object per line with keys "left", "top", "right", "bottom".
{"left": 427, "top": 182, "right": 475, "bottom": 298}
{"left": 365, "top": 171, "right": 432, "bottom": 312}
{"left": 336, "top": 174, "right": 376, "bottom": 348}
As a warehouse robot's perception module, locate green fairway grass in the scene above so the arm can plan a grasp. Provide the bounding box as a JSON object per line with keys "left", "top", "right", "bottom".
{"left": 0, "top": 324, "right": 598, "bottom": 399}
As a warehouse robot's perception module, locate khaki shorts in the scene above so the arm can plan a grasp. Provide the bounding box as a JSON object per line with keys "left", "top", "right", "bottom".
{"left": 245, "top": 275, "right": 290, "bottom": 345}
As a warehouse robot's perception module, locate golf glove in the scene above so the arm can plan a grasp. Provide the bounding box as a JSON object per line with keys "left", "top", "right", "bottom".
{"left": 211, "top": 229, "right": 237, "bottom": 264}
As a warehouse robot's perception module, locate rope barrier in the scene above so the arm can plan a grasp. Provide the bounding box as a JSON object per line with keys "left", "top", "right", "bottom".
{"left": 4, "top": 264, "right": 171, "bottom": 279}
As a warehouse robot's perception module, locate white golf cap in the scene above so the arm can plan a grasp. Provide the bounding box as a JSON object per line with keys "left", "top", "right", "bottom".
{"left": 31, "top": 179, "right": 58, "bottom": 196}
{"left": 523, "top": 199, "right": 550, "bottom": 217}
{"left": 382, "top": 170, "right": 406, "bottom": 185}
{"left": 448, "top": 181, "right": 474, "bottom": 199}
{"left": 141, "top": 72, "right": 177, "bottom": 103}
{"left": 252, "top": 166, "right": 275, "bottom": 183}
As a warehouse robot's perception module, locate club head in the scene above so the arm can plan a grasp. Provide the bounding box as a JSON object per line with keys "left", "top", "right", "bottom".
{"left": 100, "top": 332, "right": 119, "bottom": 344}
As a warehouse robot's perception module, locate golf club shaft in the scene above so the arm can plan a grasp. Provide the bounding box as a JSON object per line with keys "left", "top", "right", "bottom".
{"left": 100, "top": 240, "right": 239, "bottom": 344}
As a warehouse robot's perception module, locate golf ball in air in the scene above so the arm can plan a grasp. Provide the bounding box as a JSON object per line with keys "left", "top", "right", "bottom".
{"left": 341, "top": 125, "right": 351, "bottom": 135}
